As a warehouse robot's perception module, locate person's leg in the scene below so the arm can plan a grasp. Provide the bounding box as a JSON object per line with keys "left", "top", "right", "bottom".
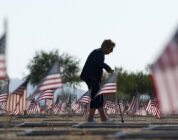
{"left": 98, "top": 107, "right": 107, "bottom": 121}
{"left": 87, "top": 108, "right": 96, "bottom": 122}
{"left": 86, "top": 78, "right": 100, "bottom": 122}
{"left": 97, "top": 95, "right": 108, "bottom": 121}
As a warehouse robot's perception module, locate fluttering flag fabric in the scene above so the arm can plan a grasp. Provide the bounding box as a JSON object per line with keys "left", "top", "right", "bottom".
{"left": 95, "top": 73, "right": 117, "bottom": 97}
{"left": 150, "top": 28, "right": 178, "bottom": 115}
{"left": 146, "top": 99, "right": 161, "bottom": 118}
{"left": 77, "top": 90, "right": 91, "bottom": 117}
{"left": 104, "top": 100, "right": 116, "bottom": 114}
{"left": 0, "top": 33, "right": 7, "bottom": 80}
{"left": 32, "top": 61, "right": 63, "bottom": 97}
{"left": 53, "top": 103, "right": 62, "bottom": 114}
{"left": 51, "top": 95, "right": 62, "bottom": 114}
{"left": 127, "top": 96, "right": 139, "bottom": 114}
{"left": 78, "top": 90, "right": 91, "bottom": 105}
{"left": 37, "top": 90, "right": 54, "bottom": 101}
{"left": 26, "top": 98, "right": 40, "bottom": 114}
{"left": 71, "top": 101, "right": 80, "bottom": 112}
{"left": 6, "top": 78, "right": 29, "bottom": 114}
{"left": 0, "top": 93, "right": 8, "bottom": 102}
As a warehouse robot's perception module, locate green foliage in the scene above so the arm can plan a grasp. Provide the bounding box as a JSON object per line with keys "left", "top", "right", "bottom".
{"left": 27, "top": 50, "right": 80, "bottom": 87}
{"left": 115, "top": 67, "right": 151, "bottom": 97}
{"left": 0, "top": 80, "right": 3, "bottom": 93}
{"left": 117, "top": 91, "right": 131, "bottom": 101}
{"left": 58, "top": 53, "right": 81, "bottom": 87}
{"left": 101, "top": 68, "right": 151, "bottom": 101}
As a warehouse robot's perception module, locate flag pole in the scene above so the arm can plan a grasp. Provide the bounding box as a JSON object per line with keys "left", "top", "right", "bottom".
{"left": 67, "top": 92, "right": 71, "bottom": 128}
{"left": 115, "top": 67, "right": 124, "bottom": 123}
{"left": 114, "top": 72, "right": 118, "bottom": 120}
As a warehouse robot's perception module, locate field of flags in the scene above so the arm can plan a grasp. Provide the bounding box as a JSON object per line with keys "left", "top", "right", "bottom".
{"left": 0, "top": 29, "right": 161, "bottom": 118}
{"left": 0, "top": 29, "right": 166, "bottom": 119}
{"left": 0, "top": 56, "right": 161, "bottom": 119}
{"left": 1, "top": 23, "right": 178, "bottom": 140}
{"left": 0, "top": 21, "right": 178, "bottom": 123}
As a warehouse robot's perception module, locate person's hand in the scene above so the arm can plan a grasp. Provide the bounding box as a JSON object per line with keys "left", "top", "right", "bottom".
{"left": 108, "top": 69, "right": 114, "bottom": 73}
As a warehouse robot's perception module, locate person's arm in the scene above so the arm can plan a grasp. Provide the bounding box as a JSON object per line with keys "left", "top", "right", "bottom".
{"left": 103, "top": 63, "right": 114, "bottom": 73}
{"left": 92, "top": 52, "right": 114, "bottom": 73}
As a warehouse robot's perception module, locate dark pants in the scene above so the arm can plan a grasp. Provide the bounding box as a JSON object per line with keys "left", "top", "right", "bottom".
{"left": 85, "top": 77, "right": 104, "bottom": 109}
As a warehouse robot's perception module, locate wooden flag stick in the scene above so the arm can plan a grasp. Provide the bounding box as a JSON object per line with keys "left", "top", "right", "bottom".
{"left": 115, "top": 68, "right": 124, "bottom": 123}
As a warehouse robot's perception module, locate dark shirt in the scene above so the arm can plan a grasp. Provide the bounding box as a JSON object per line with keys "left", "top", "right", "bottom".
{"left": 80, "top": 48, "right": 111, "bottom": 82}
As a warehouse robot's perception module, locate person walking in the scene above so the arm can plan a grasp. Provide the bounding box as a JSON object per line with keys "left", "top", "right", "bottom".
{"left": 80, "top": 39, "right": 115, "bottom": 122}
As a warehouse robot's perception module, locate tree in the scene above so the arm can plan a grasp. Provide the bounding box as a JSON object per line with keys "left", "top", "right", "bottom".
{"left": 116, "top": 67, "right": 151, "bottom": 98}
{"left": 27, "top": 50, "right": 80, "bottom": 87}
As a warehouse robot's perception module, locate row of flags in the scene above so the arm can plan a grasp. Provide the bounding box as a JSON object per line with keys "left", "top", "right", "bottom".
{"left": 1, "top": 31, "right": 145, "bottom": 117}
{"left": 71, "top": 94, "right": 160, "bottom": 118}
{"left": 0, "top": 61, "right": 63, "bottom": 115}
{"left": 0, "top": 28, "right": 118, "bottom": 115}
{"left": 0, "top": 29, "right": 64, "bottom": 114}
{"left": 0, "top": 30, "right": 161, "bottom": 118}
{"left": 0, "top": 20, "right": 163, "bottom": 118}
{"left": 73, "top": 73, "right": 161, "bottom": 118}
{"left": 2, "top": 21, "right": 178, "bottom": 119}
{"left": 0, "top": 78, "right": 28, "bottom": 115}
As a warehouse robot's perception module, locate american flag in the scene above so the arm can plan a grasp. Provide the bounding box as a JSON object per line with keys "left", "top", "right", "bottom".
{"left": 0, "top": 79, "right": 9, "bottom": 103}
{"left": 146, "top": 99, "right": 161, "bottom": 118}
{"left": 71, "top": 101, "right": 80, "bottom": 112}
{"left": 0, "top": 33, "right": 7, "bottom": 80}
{"left": 27, "top": 103, "right": 40, "bottom": 114}
{"left": 26, "top": 98, "right": 41, "bottom": 114}
{"left": 9, "top": 110, "right": 19, "bottom": 116}
{"left": 0, "top": 93, "right": 8, "bottom": 102}
{"left": 52, "top": 95, "right": 61, "bottom": 114}
{"left": 104, "top": 101, "right": 116, "bottom": 114}
{"left": 26, "top": 97, "right": 35, "bottom": 110}
{"left": 95, "top": 73, "right": 117, "bottom": 97}
{"left": 127, "top": 96, "right": 139, "bottom": 113}
{"left": 71, "top": 98, "right": 79, "bottom": 112}
{"left": 32, "top": 61, "right": 63, "bottom": 96}
{"left": 78, "top": 90, "right": 91, "bottom": 105}
{"left": 45, "top": 99, "right": 53, "bottom": 109}
{"left": 52, "top": 103, "right": 62, "bottom": 114}
{"left": 150, "top": 27, "right": 178, "bottom": 115}
{"left": 77, "top": 91, "right": 91, "bottom": 117}
{"left": 37, "top": 90, "right": 54, "bottom": 101}
{"left": 0, "top": 102, "right": 6, "bottom": 110}
{"left": 6, "top": 78, "right": 29, "bottom": 114}
{"left": 13, "top": 78, "right": 29, "bottom": 95}
{"left": 0, "top": 93, "right": 8, "bottom": 110}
